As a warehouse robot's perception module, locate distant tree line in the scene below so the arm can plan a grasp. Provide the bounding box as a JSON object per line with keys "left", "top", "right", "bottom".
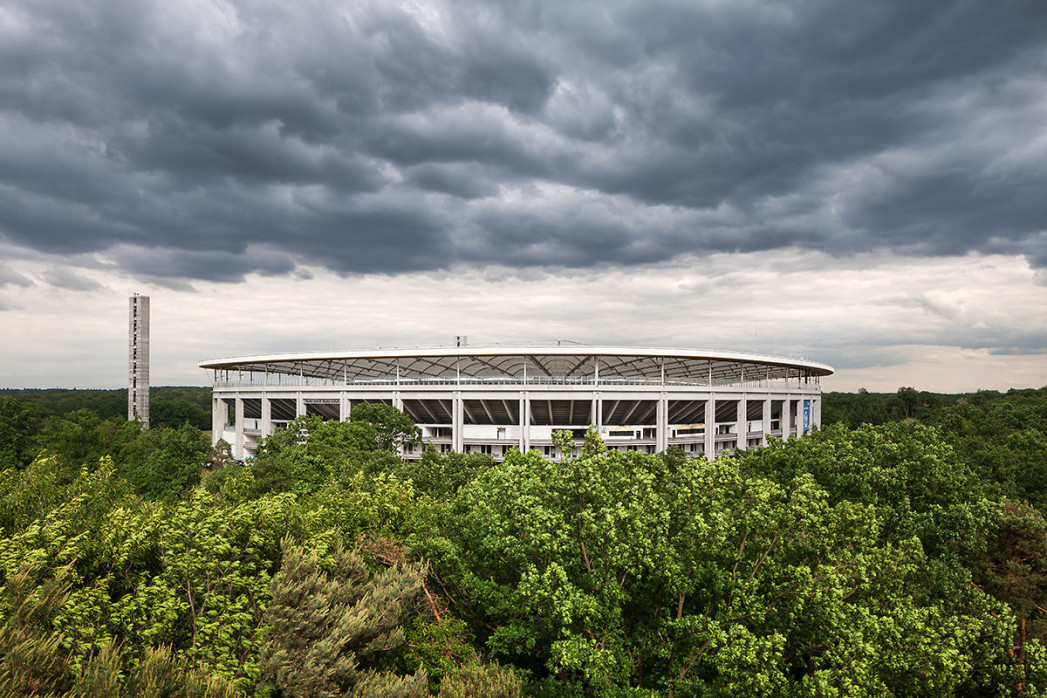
{"left": 0, "top": 387, "right": 211, "bottom": 468}
{"left": 0, "top": 385, "right": 1043, "bottom": 694}
{"left": 825, "top": 386, "right": 1047, "bottom": 510}
{"left": 0, "top": 387, "right": 211, "bottom": 430}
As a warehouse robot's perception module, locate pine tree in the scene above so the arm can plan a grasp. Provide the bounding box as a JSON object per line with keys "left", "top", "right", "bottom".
{"left": 259, "top": 537, "right": 428, "bottom": 697}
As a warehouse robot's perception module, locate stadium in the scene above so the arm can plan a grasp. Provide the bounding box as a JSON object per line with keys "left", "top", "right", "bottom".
{"left": 201, "top": 344, "right": 834, "bottom": 460}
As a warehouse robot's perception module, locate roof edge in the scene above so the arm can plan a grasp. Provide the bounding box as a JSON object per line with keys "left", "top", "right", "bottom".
{"left": 199, "top": 345, "right": 834, "bottom": 376}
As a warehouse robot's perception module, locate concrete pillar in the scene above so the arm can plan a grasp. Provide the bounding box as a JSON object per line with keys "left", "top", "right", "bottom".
{"left": 517, "top": 395, "right": 525, "bottom": 451}
{"left": 393, "top": 392, "right": 403, "bottom": 411}
{"left": 295, "top": 393, "right": 305, "bottom": 418}
{"left": 339, "top": 392, "right": 349, "bottom": 422}
{"left": 211, "top": 395, "right": 221, "bottom": 445}
{"left": 736, "top": 397, "right": 746, "bottom": 452}
{"left": 595, "top": 394, "right": 603, "bottom": 427}
{"left": 705, "top": 396, "right": 716, "bottom": 458}
{"left": 261, "top": 396, "right": 272, "bottom": 439}
{"left": 521, "top": 392, "right": 530, "bottom": 453}
{"left": 761, "top": 397, "right": 771, "bottom": 446}
{"left": 234, "top": 397, "right": 245, "bottom": 460}
{"left": 782, "top": 397, "right": 792, "bottom": 439}
{"left": 656, "top": 393, "right": 668, "bottom": 453}
{"left": 452, "top": 391, "right": 463, "bottom": 453}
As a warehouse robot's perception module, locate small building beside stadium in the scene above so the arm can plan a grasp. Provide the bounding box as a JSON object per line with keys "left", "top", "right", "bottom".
{"left": 200, "top": 344, "right": 834, "bottom": 460}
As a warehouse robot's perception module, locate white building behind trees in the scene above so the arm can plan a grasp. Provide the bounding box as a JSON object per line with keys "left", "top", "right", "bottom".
{"left": 201, "top": 345, "right": 833, "bottom": 461}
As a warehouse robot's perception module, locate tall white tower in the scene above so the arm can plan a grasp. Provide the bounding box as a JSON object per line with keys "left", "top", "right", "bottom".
{"left": 128, "top": 294, "right": 150, "bottom": 426}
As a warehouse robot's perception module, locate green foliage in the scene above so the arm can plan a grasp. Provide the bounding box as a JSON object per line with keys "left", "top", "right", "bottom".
{"left": 437, "top": 661, "right": 523, "bottom": 698}
{"left": 33, "top": 409, "right": 118, "bottom": 475}
{"left": 0, "top": 385, "right": 1045, "bottom": 695}
{"left": 0, "top": 564, "right": 75, "bottom": 696}
{"left": 349, "top": 403, "right": 422, "bottom": 453}
{"left": 824, "top": 386, "right": 1047, "bottom": 515}
{"left": 934, "top": 387, "right": 1047, "bottom": 511}
{"left": 258, "top": 537, "right": 427, "bottom": 697}
{"left": 405, "top": 616, "right": 478, "bottom": 686}
{"left": 114, "top": 421, "right": 212, "bottom": 501}
{"left": 396, "top": 447, "right": 493, "bottom": 500}
{"left": 0, "top": 453, "right": 72, "bottom": 534}
{"left": 0, "top": 395, "right": 45, "bottom": 469}
{"left": 13, "top": 411, "right": 211, "bottom": 504}
{"left": 250, "top": 415, "right": 392, "bottom": 497}
{"left": 822, "top": 387, "right": 964, "bottom": 428}
{"left": 430, "top": 433, "right": 1028, "bottom": 695}
{"left": 973, "top": 498, "right": 1047, "bottom": 680}
{"left": 248, "top": 406, "right": 423, "bottom": 499}
{"left": 0, "top": 386, "right": 212, "bottom": 430}
{"left": 739, "top": 421, "right": 997, "bottom": 559}
{"left": 72, "top": 640, "right": 243, "bottom": 697}
{"left": 0, "top": 458, "right": 321, "bottom": 692}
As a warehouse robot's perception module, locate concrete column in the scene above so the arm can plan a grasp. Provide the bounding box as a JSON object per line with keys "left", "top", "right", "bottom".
{"left": 736, "top": 397, "right": 746, "bottom": 452}
{"left": 339, "top": 392, "right": 349, "bottom": 422}
{"left": 656, "top": 393, "right": 668, "bottom": 452}
{"left": 261, "top": 396, "right": 272, "bottom": 439}
{"left": 234, "top": 397, "right": 245, "bottom": 460}
{"left": 212, "top": 397, "right": 223, "bottom": 446}
{"left": 595, "top": 394, "right": 603, "bottom": 427}
{"left": 782, "top": 397, "right": 792, "bottom": 439}
{"left": 393, "top": 392, "right": 403, "bottom": 411}
{"left": 705, "top": 396, "right": 716, "bottom": 458}
{"left": 518, "top": 394, "right": 526, "bottom": 451}
{"left": 521, "top": 392, "right": 530, "bottom": 452}
{"left": 452, "top": 391, "right": 463, "bottom": 453}
{"left": 295, "top": 393, "right": 305, "bottom": 418}
{"left": 761, "top": 397, "right": 771, "bottom": 446}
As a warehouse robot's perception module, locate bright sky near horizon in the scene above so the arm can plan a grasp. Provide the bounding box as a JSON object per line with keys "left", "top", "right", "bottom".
{"left": 1, "top": 0, "right": 1045, "bottom": 392}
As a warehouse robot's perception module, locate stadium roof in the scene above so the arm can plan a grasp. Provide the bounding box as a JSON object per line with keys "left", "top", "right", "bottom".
{"left": 200, "top": 346, "right": 834, "bottom": 383}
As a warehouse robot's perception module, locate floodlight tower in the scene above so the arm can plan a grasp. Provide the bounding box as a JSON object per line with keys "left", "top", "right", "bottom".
{"left": 128, "top": 294, "right": 150, "bottom": 426}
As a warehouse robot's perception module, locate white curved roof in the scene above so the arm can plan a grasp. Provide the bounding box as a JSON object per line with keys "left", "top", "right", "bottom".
{"left": 200, "top": 345, "right": 833, "bottom": 383}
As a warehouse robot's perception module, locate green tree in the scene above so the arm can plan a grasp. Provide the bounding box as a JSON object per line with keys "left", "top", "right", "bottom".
{"left": 259, "top": 537, "right": 428, "bottom": 697}
{"left": 349, "top": 403, "right": 421, "bottom": 453}
{"left": 428, "top": 438, "right": 1016, "bottom": 695}
{"left": 33, "top": 409, "right": 119, "bottom": 475}
{"left": 0, "top": 395, "right": 45, "bottom": 469}
{"left": 974, "top": 501, "right": 1047, "bottom": 662}
{"left": 113, "top": 421, "right": 212, "bottom": 502}
{"left": 738, "top": 421, "right": 997, "bottom": 560}
{"left": 249, "top": 416, "right": 378, "bottom": 496}
{"left": 396, "top": 446, "right": 493, "bottom": 500}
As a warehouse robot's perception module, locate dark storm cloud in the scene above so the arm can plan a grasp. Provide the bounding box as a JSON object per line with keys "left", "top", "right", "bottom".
{"left": 1, "top": 0, "right": 1046, "bottom": 283}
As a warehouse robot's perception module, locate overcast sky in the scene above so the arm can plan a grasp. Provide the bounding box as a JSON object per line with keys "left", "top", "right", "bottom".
{"left": 1, "top": 0, "right": 1045, "bottom": 392}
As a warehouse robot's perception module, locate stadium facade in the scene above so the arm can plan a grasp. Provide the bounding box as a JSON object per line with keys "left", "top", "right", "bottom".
{"left": 200, "top": 345, "right": 834, "bottom": 461}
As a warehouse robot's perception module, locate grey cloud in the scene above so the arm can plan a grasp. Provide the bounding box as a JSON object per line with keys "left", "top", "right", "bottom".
{"left": 41, "top": 266, "right": 102, "bottom": 291}
{"left": 406, "top": 164, "right": 499, "bottom": 200}
{"left": 0, "top": 263, "right": 33, "bottom": 288}
{"left": 1, "top": 0, "right": 1046, "bottom": 282}
{"left": 988, "top": 346, "right": 1047, "bottom": 356}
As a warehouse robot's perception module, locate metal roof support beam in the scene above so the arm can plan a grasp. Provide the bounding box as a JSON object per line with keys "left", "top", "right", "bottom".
{"left": 622, "top": 400, "right": 643, "bottom": 424}
{"left": 416, "top": 400, "right": 440, "bottom": 424}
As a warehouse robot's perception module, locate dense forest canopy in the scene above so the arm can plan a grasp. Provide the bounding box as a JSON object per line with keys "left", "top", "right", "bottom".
{"left": 0, "top": 386, "right": 211, "bottom": 431}
{"left": 0, "top": 385, "right": 1044, "bottom": 695}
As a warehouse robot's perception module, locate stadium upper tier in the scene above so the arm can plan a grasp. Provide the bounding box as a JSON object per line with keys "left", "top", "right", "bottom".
{"left": 199, "top": 345, "right": 834, "bottom": 388}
